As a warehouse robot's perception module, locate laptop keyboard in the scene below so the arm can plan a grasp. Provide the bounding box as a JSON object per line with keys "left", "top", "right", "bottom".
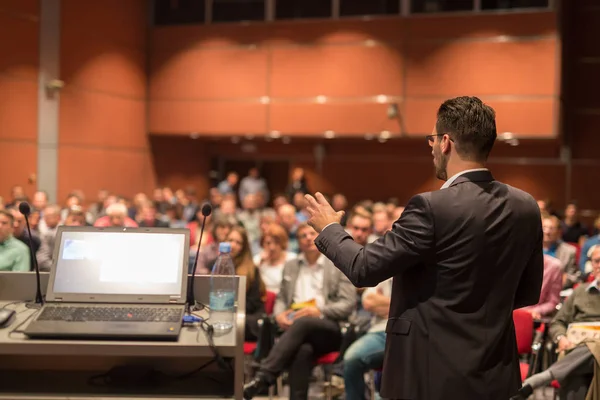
{"left": 37, "top": 306, "right": 182, "bottom": 323}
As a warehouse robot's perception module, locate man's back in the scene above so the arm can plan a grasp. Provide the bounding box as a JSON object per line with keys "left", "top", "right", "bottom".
{"left": 315, "top": 170, "right": 543, "bottom": 400}
{"left": 383, "top": 171, "right": 542, "bottom": 399}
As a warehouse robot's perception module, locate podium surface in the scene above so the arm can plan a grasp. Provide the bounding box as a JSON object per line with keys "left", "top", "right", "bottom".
{"left": 0, "top": 272, "right": 247, "bottom": 400}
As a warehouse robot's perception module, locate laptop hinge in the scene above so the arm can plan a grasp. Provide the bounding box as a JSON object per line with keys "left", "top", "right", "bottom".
{"left": 169, "top": 297, "right": 179, "bottom": 303}
{"left": 55, "top": 297, "right": 62, "bottom": 302}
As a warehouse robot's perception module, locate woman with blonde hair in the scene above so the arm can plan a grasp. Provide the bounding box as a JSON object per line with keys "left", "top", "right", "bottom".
{"left": 226, "top": 225, "right": 266, "bottom": 341}
{"left": 254, "top": 223, "right": 296, "bottom": 294}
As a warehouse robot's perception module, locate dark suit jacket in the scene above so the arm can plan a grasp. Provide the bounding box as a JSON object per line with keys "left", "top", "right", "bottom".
{"left": 315, "top": 170, "right": 543, "bottom": 400}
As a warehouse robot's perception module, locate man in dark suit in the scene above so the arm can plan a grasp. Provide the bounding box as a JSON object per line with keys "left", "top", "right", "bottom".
{"left": 304, "top": 96, "right": 544, "bottom": 400}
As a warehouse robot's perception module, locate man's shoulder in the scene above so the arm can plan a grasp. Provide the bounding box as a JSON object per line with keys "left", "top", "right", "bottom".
{"left": 559, "top": 241, "right": 577, "bottom": 256}
{"left": 7, "top": 237, "right": 29, "bottom": 253}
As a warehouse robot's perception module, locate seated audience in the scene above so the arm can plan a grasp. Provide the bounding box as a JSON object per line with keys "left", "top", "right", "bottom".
{"left": 543, "top": 215, "right": 579, "bottom": 288}
{"left": 342, "top": 277, "right": 393, "bottom": 400}
{"left": 277, "top": 204, "right": 299, "bottom": 254}
{"left": 36, "top": 205, "right": 62, "bottom": 271}
{"left": 10, "top": 207, "right": 41, "bottom": 257}
{"left": 562, "top": 202, "right": 589, "bottom": 246}
{"left": 193, "top": 216, "right": 234, "bottom": 275}
{"left": 520, "top": 254, "right": 563, "bottom": 319}
{"left": 218, "top": 171, "right": 238, "bottom": 195}
{"left": 226, "top": 225, "right": 266, "bottom": 341}
{"left": 549, "top": 246, "right": 600, "bottom": 400}
{"left": 93, "top": 203, "right": 138, "bottom": 227}
{"left": 581, "top": 236, "right": 600, "bottom": 276}
{"left": 244, "top": 223, "right": 356, "bottom": 400}
{"left": 286, "top": 167, "right": 309, "bottom": 202}
{"left": 239, "top": 167, "right": 269, "bottom": 206}
{"left": 137, "top": 202, "right": 169, "bottom": 228}
{"left": 0, "top": 209, "right": 30, "bottom": 271}
{"left": 253, "top": 223, "right": 296, "bottom": 294}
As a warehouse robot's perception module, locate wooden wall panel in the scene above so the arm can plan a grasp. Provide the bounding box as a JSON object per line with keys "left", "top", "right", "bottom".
{"left": 404, "top": 40, "right": 556, "bottom": 97}
{"left": 59, "top": 90, "right": 147, "bottom": 148}
{"left": 0, "top": 0, "right": 38, "bottom": 200}
{"left": 571, "top": 113, "right": 600, "bottom": 159}
{"left": 0, "top": 12, "right": 38, "bottom": 79}
{"left": 571, "top": 5, "right": 600, "bottom": 58}
{"left": 570, "top": 61, "right": 600, "bottom": 109}
{"left": 0, "top": 0, "right": 39, "bottom": 16}
{"left": 59, "top": 146, "right": 155, "bottom": 199}
{"left": 269, "top": 45, "right": 404, "bottom": 98}
{"left": 571, "top": 165, "right": 600, "bottom": 210}
{"left": 0, "top": 78, "right": 37, "bottom": 141}
{"left": 270, "top": 103, "right": 399, "bottom": 134}
{"left": 60, "top": 0, "right": 146, "bottom": 48}
{"left": 58, "top": 0, "right": 153, "bottom": 201}
{"left": 0, "top": 141, "right": 37, "bottom": 201}
{"left": 151, "top": 48, "right": 269, "bottom": 99}
{"left": 149, "top": 102, "right": 267, "bottom": 134}
{"left": 150, "top": 12, "right": 558, "bottom": 138}
{"left": 60, "top": 41, "right": 146, "bottom": 98}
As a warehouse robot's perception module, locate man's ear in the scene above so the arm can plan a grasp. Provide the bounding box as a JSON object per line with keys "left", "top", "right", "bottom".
{"left": 441, "top": 135, "right": 452, "bottom": 154}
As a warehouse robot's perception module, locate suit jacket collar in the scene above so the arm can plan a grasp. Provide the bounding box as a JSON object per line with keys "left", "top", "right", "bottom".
{"left": 445, "top": 169, "right": 494, "bottom": 188}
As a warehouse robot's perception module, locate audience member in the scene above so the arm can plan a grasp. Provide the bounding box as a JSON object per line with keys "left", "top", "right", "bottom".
{"left": 286, "top": 167, "right": 309, "bottom": 201}
{"left": 239, "top": 168, "right": 269, "bottom": 205}
{"left": 193, "top": 216, "right": 234, "bottom": 274}
{"left": 218, "top": 171, "right": 239, "bottom": 195}
{"left": 549, "top": 246, "right": 600, "bottom": 399}
{"left": 226, "top": 225, "right": 266, "bottom": 341}
{"left": 36, "top": 205, "right": 62, "bottom": 271}
{"left": 543, "top": 215, "right": 579, "bottom": 288}
{"left": 343, "top": 278, "right": 393, "bottom": 400}
{"left": 520, "top": 254, "right": 563, "bottom": 319}
{"left": 10, "top": 207, "right": 41, "bottom": 257}
{"left": 0, "top": 209, "right": 30, "bottom": 271}
{"left": 277, "top": 204, "right": 299, "bottom": 254}
{"left": 137, "top": 202, "right": 169, "bottom": 228}
{"left": 562, "top": 201, "right": 589, "bottom": 246}
{"left": 243, "top": 223, "right": 356, "bottom": 400}
{"left": 254, "top": 223, "right": 296, "bottom": 294}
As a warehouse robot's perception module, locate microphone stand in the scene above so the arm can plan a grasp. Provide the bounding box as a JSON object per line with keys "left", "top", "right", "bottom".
{"left": 188, "top": 214, "right": 208, "bottom": 313}
{"left": 23, "top": 215, "right": 44, "bottom": 307}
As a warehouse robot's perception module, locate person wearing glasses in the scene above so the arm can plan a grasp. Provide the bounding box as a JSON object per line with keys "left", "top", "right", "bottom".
{"left": 303, "top": 96, "right": 543, "bottom": 400}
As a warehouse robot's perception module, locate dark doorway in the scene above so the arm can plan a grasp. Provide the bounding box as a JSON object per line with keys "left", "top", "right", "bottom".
{"left": 220, "top": 159, "right": 290, "bottom": 206}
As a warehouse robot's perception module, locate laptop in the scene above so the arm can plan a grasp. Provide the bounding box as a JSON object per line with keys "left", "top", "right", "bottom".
{"left": 24, "top": 226, "right": 190, "bottom": 341}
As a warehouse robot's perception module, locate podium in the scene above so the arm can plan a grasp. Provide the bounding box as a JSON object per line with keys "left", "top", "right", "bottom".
{"left": 0, "top": 272, "right": 247, "bottom": 400}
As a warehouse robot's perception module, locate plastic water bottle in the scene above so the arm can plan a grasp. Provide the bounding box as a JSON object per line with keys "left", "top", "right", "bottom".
{"left": 209, "top": 242, "right": 236, "bottom": 335}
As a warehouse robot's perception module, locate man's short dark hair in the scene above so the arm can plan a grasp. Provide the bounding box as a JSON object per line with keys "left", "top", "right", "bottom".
{"left": 436, "top": 96, "right": 497, "bottom": 162}
{"left": 0, "top": 209, "right": 14, "bottom": 224}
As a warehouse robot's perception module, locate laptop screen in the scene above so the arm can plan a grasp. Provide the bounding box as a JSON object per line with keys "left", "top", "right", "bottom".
{"left": 52, "top": 230, "right": 187, "bottom": 298}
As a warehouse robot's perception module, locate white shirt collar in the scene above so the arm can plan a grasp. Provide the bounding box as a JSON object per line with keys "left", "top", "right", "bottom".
{"left": 441, "top": 168, "right": 489, "bottom": 189}
{"left": 587, "top": 279, "right": 599, "bottom": 292}
{"left": 298, "top": 253, "right": 325, "bottom": 268}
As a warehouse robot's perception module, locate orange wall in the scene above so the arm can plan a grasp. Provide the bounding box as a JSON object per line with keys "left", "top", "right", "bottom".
{"left": 150, "top": 12, "right": 558, "bottom": 138}
{"left": 57, "top": 0, "right": 154, "bottom": 202}
{"left": 0, "top": 0, "right": 39, "bottom": 200}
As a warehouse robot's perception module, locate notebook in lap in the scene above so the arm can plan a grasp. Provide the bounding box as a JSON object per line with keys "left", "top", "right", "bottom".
{"left": 24, "top": 226, "right": 189, "bottom": 341}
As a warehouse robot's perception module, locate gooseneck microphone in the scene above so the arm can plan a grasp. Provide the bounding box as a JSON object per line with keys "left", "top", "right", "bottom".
{"left": 187, "top": 202, "right": 212, "bottom": 311}
{"left": 18, "top": 202, "right": 44, "bottom": 306}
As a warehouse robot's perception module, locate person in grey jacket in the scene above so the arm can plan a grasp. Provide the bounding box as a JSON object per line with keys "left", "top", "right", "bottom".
{"left": 244, "top": 223, "right": 356, "bottom": 400}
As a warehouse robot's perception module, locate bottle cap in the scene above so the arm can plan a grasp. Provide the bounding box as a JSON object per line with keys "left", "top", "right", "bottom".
{"left": 219, "top": 242, "right": 232, "bottom": 253}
